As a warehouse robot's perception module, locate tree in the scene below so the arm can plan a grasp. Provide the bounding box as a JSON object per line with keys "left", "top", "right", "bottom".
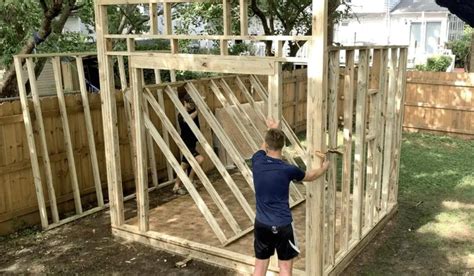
{"left": 447, "top": 26, "right": 472, "bottom": 70}
{"left": 174, "top": 0, "right": 351, "bottom": 56}
{"left": 0, "top": 0, "right": 151, "bottom": 98}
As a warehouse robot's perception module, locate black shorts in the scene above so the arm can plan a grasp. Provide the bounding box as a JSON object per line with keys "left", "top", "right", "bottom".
{"left": 254, "top": 220, "right": 300, "bottom": 260}
{"left": 181, "top": 148, "right": 199, "bottom": 165}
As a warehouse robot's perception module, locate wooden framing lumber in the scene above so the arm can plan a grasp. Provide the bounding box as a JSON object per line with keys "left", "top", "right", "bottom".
{"left": 98, "top": 0, "right": 206, "bottom": 4}
{"left": 374, "top": 49, "right": 389, "bottom": 223}
{"left": 351, "top": 49, "right": 369, "bottom": 241}
{"left": 340, "top": 49, "right": 355, "bottom": 252}
{"left": 52, "top": 57, "right": 83, "bottom": 215}
{"left": 76, "top": 57, "right": 105, "bottom": 207}
{"left": 219, "top": 79, "right": 264, "bottom": 142}
{"left": 25, "top": 58, "right": 60, "bottom": 223}
{"left": 104, "top": 34, "right": 311, "bottom": 42}
{"left": 327, "top": 50, "right": 339, "bottom": 265}
{"left": 131, "top": 68, "right": 149, "bottom": 232}
{"left": 210, "top": 80, "right": 259, "bottom": 150}
{"left": 381, "top": 48, "right": 399, "bottom": 215}
{"left": 129, "top": 54, "right": 276, "bottom": 75}
{"left": 306, "top": 0, "right": 329, "bottom": 274}
{"left": 94, "top": 3, "right": 124, "bottom": 227}
{"left": 248, "top": 75, "right": 306, "bottom": 160}
{"left": 162, "top": 87, "right": 255, "bottom": 221}
{"left": 391, "top": 48, "right": 408, "bottom": 204}
{"left": 239, "top": 0, "right": 248, "bottom": 35}
{"left": 14, "top": 56, "right": 49, "bottom": 229}
{"left": 143, "top": 114, "right": 227, "bottom": 243}
{"left": 184, "top": 83, "right": 255, "bottom": 191}
{"left": 142, "top": 89, "right": 159, "bottom": 189}
{"left": 143, "top": 91, "right": 242, "bottom": 235}
{"left": 268, "top": 63, "right": 283, "bottom": 122}
{"left": 149, "top": 2, "right": 158, "bottom": 35}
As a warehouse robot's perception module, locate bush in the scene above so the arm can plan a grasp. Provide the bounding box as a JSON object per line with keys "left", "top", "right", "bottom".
{"left": 415, "top": 55, "right": 453, "bottom": 72}
{"left": 447, "top": 27, "right": 472, "bottom": 68}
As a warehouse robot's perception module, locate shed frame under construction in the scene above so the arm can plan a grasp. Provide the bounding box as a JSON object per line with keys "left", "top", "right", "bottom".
{"left": 14, "top": 0, "right": 407, "bottom": 274}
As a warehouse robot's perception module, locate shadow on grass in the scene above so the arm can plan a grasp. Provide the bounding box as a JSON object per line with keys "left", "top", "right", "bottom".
{"left": 346, "top": 132, "right": 474, "bottom": 275}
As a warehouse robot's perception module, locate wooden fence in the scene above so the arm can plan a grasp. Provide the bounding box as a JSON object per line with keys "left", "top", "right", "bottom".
{"left": 0, "top": 69, "right": 308, "bottom": 235}
{"left": 404, "top": 71, "right": 474, "bottom": 138}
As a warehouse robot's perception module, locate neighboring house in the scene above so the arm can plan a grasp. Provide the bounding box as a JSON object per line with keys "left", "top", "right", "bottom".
{"left": 334, "top": 0, "right": 465, "bottom": 67}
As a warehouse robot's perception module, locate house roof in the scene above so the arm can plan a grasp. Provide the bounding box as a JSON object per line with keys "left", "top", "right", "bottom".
{"left": 392, "top": 0, "right": 448, "bottom": 13}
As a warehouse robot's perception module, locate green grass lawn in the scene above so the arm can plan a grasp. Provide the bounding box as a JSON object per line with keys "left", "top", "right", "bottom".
{"left": 347, "top": 132, "right": 474, "bottom": 275}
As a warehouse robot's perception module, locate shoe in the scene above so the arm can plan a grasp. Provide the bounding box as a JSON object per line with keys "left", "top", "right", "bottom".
{"left": 173, "top": 186, "right": 187, "bottom": 195}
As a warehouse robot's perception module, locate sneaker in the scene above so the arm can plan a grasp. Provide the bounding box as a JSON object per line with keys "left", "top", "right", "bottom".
{"left": 173, "top": 186, "right": 187, "bottom": 195}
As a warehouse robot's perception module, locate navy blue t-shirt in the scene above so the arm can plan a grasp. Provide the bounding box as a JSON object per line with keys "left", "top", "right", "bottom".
{"left": 252, "top": 150, "right": 305, "bottom": 227}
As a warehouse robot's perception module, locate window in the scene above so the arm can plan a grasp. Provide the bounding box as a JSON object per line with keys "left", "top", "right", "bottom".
{"left": 425, "top": 22, "right": 441, "bottom": 54}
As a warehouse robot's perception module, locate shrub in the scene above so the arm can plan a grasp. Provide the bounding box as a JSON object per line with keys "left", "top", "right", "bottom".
{"left": 416, "top": 55, "right": 453, "bottom": 72}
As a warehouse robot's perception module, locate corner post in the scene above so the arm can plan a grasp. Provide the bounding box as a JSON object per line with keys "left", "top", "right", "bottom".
{"left": 305, "top": 0, "right": 328, "bottom": 275}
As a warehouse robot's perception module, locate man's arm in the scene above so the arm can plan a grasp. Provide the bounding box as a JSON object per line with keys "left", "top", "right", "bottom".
{"left": 302, "top": 160, "right": 330, "bottom": 182}
{"left": 189, "top": 109, "right": 198, "bottom": 119}
{"left": 260, "top": 118, "right": 280, "bottom": 151}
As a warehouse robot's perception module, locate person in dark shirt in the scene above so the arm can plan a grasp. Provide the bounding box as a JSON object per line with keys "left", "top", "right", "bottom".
{"left": 172, "top": 94, "right": 205, "bottom": 195}
{"left": 252, "top": 119, "right": 329, "bottom": 276}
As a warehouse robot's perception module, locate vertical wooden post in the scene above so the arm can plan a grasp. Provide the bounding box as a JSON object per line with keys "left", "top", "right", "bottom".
{"left": 132, "top": 67, "right": 149, "bottom": 232}
{"left": 351, "top": 49, "right": 369, "bottom": 241}
{"left": 76, "top": 57, "right": 104, "bottom": 207}
{"left": 268, "top": 62, "right": 282, "bottom": 122}
{"left": 239, "top": 0, "right": 248, "bottom": 35}
{"left": 164, "top": 3, "right": 178, "bottom": 80}
{"left": 149, "top": 2, "right": 158, "bottom": 35}
{"left": 391, "top": 48, "right": 408, "bottom": 204}
{"left": 306, "top": 0, "right": 328, "bottom": 274}
{"left": 341, "top": 49, "right": 355, "bottom": 252}
{"left": 327, "top": 49, "right": 340, "bottom": 265}
{"left": 26, "top": 58, "right": 60, "bottom": 223}
{"left": 52, "top": 57, "right": 83, "bottom": 215}
{"left": 14, "top": 56, "right": 49, "bottom": 229}
{"left": 222, "top": 0, "right": 231, "bottom": 55}
{"left": 94, "top": 3, "right": 124, "bottom": 227}
{"left": 381, "top": 48, "right": 399, "bottom": 215}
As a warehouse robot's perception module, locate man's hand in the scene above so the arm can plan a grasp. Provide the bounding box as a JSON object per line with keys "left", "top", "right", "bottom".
{"left": 266, "top": 118, "right": 280, "bottom": 129}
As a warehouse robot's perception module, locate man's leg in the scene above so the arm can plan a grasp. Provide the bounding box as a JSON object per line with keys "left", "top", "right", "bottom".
{"left": 173, "top": 162, "right": 189, "bottom": 191}
{"left": 188, "top": 155, "right": 204, "bottom": 182}
{"left": 278, "top": 259, "right": 293, "bottom": 276}
{"left": 253, "top": 258, "right": 270, "bottom": 276}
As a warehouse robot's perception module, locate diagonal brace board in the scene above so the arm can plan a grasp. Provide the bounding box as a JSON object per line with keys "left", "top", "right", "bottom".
{"left": 163, "top": 86, "right": 255, "bottom": 222}
{"left": 144, "top": 90, "right": 243, "bottom": 235}
{"left": 185, "top": 82, "right": 255, "bottom": 191}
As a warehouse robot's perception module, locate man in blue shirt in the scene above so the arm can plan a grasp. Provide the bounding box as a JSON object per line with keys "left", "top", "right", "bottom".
{"left": 252, "top": 119, "right": 329, "bottom": 276}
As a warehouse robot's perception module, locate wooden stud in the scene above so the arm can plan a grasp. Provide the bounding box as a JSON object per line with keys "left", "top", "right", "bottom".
{"left": 340, "top": 49, "right": 355, "bottom": 252}
{"left": 143, "top": 114, "right": 228, "bottom": 243}
{"left": 131, "top": 68, "right": 149, "bottom": 232}
{"left": 381, "top": 48, "right": 399, "bottom": 215}
{"left": 374, "top": 49, "right": 389, "bottom": 223}
{"left": 95, "top": 3, "right": 124, "bottom": 227}
{"left": 391, "top": 48, "right": 408, "bottom": 204}
{"left": 25, "top": 58, "right": 60, "bottom": 223}
{"left": 239, "top": 0, "right": 248, "bottom": 36}
{"left": 52, "top": 57, "right": 83, "bottom": 215}
{"left": 149, "top": 2, "right": 158, "bottom": 35}
{"left": 306, "top": 0, "right": 329, "bottom": 274}
{"left": 162, "top": 86, "right": 255, "bottom": 221}
{"left": 351, "top": 49, "right": 369, "bottom": 241}
{"left": 164, "top": 3, "right": 172, "bottom": 35}
{"left": 327, "top": 50, "right": 339, "bottom": 265}
{"left": 76, "top": 57, "right": 104, "bottom": 207}
{"left": 223, "top": 0, "right": 232, "bottom": 36}
{"left": 267, "top": 62, "right": 282, "bottom": 122}
{"left": 142, "top": 89, "right": 159, "bottom": 189}
{"left": 14, "top": 56, "right": 49, "bottom": 229}
{"left": 144, "top": 90, "right": 242, "bottom": 234}
{"left": 184, "top": 83, "right": 255, "bottom": 191}
{"left": 153, "top": 73, "right": 174, "bottom": 181}
{"left": 220, "top": 39, "right": 229, "bottom": 55}
{"left": 274, "top": 40, "right": 284, "bottom": 57}
{"left": 364, "top": 49, "right": 381, "bottom": 230}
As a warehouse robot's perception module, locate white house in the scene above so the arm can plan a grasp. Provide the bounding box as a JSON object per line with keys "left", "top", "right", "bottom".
{"left": 334, "top": 0, "right": 465, "bottom": 67}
